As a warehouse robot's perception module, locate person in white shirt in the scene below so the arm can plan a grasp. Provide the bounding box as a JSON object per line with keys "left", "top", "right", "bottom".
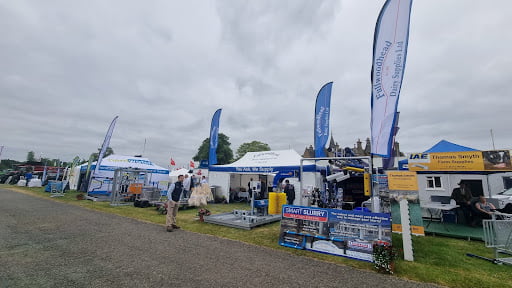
{"left": 183, "top": 174, "right": 191, "bottom": 198}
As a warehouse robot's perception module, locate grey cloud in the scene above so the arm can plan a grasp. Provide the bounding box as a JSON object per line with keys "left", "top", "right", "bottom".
{"left": 1, "top": 0, "right": 512, "bottom": 168}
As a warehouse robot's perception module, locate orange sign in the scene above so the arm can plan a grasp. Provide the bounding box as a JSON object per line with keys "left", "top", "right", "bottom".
{"left": 387, "top": 171, "right": 418, "bottom": 191}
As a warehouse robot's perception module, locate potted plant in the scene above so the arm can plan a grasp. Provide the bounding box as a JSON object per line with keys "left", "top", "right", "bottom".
{"left": 372, "top": 243, "right": 399, "bottom": 274}
{"left": 197, "top": 208, "right": 211, "bottom": 222}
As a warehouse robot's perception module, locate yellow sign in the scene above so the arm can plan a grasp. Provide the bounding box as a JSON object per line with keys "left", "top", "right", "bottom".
{"left": 407, "top": 150, "right": 512, "bottom": 172}
{"left": 392, "top": 224, "right": 425, "bottom": 236}
{"left": 387, "top": 171, "right": 418, "bottom": 191}
{"left": 363, "top": 173, "right": 371, "bottom": 196}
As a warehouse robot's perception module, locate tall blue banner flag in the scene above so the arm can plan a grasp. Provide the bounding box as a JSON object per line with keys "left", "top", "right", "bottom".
{"left": 209, "top": 109, "right": 222, "bottom": 166}
{"left": 370, "top": 0, "right": 412, "bottom": 157}
{"left": 94, "top": 116, "right": 119, "bottom": 176}
{"left": 314, "top": 82, "right": 333, "bottom": 158}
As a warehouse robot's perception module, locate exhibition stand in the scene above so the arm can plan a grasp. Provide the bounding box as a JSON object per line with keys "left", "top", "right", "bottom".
{"left": 204, "top": 180, "right": 282, "bottom": 229}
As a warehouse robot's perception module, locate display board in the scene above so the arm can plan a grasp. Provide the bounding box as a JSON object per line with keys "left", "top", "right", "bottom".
{"left": 278, "top": 205, "right": 391, "bottom": 262}
{"left": 386, "top": 172, "right": 425, "bottom": 236}
{"left": 408, "top": 150, "right": 512, "bottom": 171}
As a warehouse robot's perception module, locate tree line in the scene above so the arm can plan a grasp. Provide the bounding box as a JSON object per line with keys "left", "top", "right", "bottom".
{"left": 192, "top": 133, "right": 270, "bottom": 165}
{"left": 1, "top": 134, "right": 270, "bottom": 170}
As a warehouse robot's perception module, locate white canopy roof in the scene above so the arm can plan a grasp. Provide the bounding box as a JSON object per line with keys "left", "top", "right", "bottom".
{"left": 209, "top": 149, "right": 316, "bottom": 173}
{"left": 169, "top": 168, "right": 192, "bottom": 177}
{"left": 81, "top": 155, "right": 169, "bottom": 175}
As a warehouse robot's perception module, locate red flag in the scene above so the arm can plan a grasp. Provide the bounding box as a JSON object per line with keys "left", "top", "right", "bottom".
{"left": 190, "top": 161, "right": 195, "bottom": 168}
{"left": 170, "top": 158, "right": 176, "bottom": 166}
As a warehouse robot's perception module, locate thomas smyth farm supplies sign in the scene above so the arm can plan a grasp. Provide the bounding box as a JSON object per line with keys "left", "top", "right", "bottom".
{"left": 408, "top": 150, "right": 512, "bottom": 172}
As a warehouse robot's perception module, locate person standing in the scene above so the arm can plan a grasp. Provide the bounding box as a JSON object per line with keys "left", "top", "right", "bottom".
{"left": 248, "top": 178, "right": 254, "bottom": 198}
{"left": 451, "top": 181, "right": 473, "bottom": 225}
{"left": 24, "top": 170, "right": 33, "bottom": 186}
{"left": 166, "top": 175, "right": 184, "bottom": 232}
{"left": 200, "top": 176, "right": 207, "bottom": 185}
{"left": 183, "top": 174, "right": 191, "bottom": 198}
{"left": 283, "top": 179, "right": 295, "bottom": 205}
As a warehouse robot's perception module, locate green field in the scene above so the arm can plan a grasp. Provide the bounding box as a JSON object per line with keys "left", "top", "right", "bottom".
{"left": 3, "top": 184, "right": 511, "bottom": 288}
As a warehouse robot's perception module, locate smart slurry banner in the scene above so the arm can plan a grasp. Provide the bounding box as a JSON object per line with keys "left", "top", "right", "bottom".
{"left": 370, "top": 0, "right": 412, "bottom": 157}
{"left": 282, "top": 206, "right": 328, "bottom": 222}
{"left": 314, "top": 82, "right": 333, "bottom": 158}
{"left": 209, "top": 108, "right": 222, "bottom": 166}
{"left": 279, "top": 205, "right": 392, "bottom": 262}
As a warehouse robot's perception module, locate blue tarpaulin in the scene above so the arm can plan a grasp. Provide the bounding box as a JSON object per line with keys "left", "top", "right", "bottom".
{"left": 423, "top": 140, "right": 477, "bottom": 153}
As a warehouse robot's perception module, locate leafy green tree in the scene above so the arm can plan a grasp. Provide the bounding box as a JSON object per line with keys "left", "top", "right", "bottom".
{"left": 0, "top": 159, "right": 20, "bottom": 171}
{"left": 193, "top": 133, "right": 233, "bottom": 165}
{"left": 90, "top": 147, "right": 115, "bottom": 162}
{"left": 26, "top": 151, "right": 35, "bottom": 162}
{"left": 235, "top": 141, "right": 271, "bottom": 160}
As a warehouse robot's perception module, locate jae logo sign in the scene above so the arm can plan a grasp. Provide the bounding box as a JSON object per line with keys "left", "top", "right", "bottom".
{"left": 408, "top": 153, "right": 430, "bottom": 163}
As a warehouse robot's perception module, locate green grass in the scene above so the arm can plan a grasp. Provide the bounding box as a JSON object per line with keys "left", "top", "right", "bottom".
{"left": 3, "top": 184, "right": 511, "bottom": 287}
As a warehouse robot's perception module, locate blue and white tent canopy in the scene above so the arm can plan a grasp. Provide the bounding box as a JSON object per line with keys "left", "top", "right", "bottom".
{"left": 82, "top": 155, "right": 169, "bottom": 195}
{"left": 81, "top": 154, "right": 169, "bottom": 177}
{"left": 209, "top": 149, "right": 317, "bottom": 174}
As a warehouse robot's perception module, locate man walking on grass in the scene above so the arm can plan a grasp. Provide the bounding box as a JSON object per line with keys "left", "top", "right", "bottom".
{"left": 166, "top": 175, "right": 184, "bottom": 232}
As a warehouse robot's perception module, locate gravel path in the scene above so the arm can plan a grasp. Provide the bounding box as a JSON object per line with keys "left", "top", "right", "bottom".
{"left": 0, "top": 188, "right": 439, "bottom": 288}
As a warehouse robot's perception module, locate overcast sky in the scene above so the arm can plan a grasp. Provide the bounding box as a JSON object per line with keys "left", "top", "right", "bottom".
{"left": 1, "top": 0, "right": 511, "bottom": 168}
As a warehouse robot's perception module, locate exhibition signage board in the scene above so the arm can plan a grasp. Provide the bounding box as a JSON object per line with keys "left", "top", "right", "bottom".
{"left": 370, "top": 0, "right": 413, "bottom": 157}
{"left": 314, "top": 82, "right": 333, "bottom": 158}
{"left": 279, "top": 205, "right": 392, "bottom": 262}
{"left": 387, "top": 171, "right": 418, "bottom": 191}
{"left": 386, "top": 172, "right": 425, "bottom": 236}
{"left": 408, "top": 150, "right": 512, "bottom": 172}
{"left": 209, "top": 108, "right": 222, "bottom": 166}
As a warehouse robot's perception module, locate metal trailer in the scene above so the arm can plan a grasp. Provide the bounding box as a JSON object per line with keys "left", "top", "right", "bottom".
{"left": 110, "top": 168, "right": 153, "bottom": 206}
{"left": 483, "top": 212, "right": 512, "bottom": 265}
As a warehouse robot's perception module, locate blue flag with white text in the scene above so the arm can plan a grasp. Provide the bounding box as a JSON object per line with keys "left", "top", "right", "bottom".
{"left": 314, "top": 82, "right": 333, "bottom": 158}
{"left": 370, "top": 0, "right": 412, "bottom": 157}
{"left": 94, "top": 116, "right": 119, "bottom": 176}
{"left": 209, "top": 109, "right": 222, "bottom": 166}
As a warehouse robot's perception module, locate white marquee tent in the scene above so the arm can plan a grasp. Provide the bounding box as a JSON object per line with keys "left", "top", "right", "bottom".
{"left": 77, "top": 155, "right": 169, "bottom": 195}
{"left": 208, "top": 149, "right": 318, "bottom": 203}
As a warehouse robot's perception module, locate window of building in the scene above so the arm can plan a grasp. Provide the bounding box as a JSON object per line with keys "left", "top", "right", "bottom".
{"left": 426, "top": 176, "right": 442, "bottom": 189}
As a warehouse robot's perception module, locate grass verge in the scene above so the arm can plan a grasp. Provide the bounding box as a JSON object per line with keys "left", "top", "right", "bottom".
{"left": 2, "top": 184, "right": 511, "bottom": 288}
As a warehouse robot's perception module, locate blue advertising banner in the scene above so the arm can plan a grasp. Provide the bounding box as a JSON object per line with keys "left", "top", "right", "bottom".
{"left": 199, "top": 160, "right": 209, "bottom": 168}
{"left": 88, "top": 116, "right": 118, "bottom": 193}
{"left": 209, "top": 109, "right": 222, "bottom": 166}
{"left": 94, "top": 116, "right": 119, "bottom": 176}
{"left": 279, "top": 205, "right": 392, "bottom": 262}
{"left": 314, "top": 82, "right": 333, "bottom": 158}
{"left": 370, "top": 0, "right": 412, "bottom": 157}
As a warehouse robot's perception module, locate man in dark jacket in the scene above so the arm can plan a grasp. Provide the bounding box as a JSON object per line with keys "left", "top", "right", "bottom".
{"left": 166, "top": 175, "right": 184, "bottom": 232}
{"left": 284, "top": 180, "right": 295, "bottom": 205}
{"left": 451, "top": 181, "right": 473, "bottom": 225}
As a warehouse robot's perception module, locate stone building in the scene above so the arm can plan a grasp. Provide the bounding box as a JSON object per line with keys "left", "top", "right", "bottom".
{"left": 303, "top": 136, "right": 402, "bottom": 158}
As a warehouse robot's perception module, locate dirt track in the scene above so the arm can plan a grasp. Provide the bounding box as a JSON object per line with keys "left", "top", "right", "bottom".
{"left": 0, "top": 188, "right": 438, "bottom": 287}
